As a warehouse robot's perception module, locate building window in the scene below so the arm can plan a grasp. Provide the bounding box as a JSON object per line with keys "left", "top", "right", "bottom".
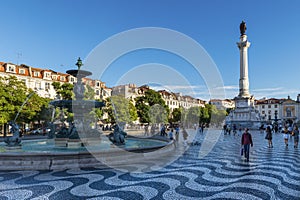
{"left": 60, "top": 76, "right": 65, "bottom": 81}
{"left": 7, "top": 65, "right": 16, "bottom": 73}
{"left": 274, "top": 105, "right": 277, "bottom": 108}
{"left": 286, "top": 108, "right": 292, "bottom": 117}
{"left": 19, "top": 69, "right": 25, "bottom": 74}
{"left": 44, "top": 72, "right": 51, "bottom": 78}
{"left": 268, "top": 105, "right": 271, "bottom": 108}
{"left": 45, "top": 82, "right": 51, "bottom": 90}
{"left": 262, "top": 111, "right": 265, "bottom": 114}
{"left": 268, "top": 110, "right": 271, "bottom": 114}
{"left": 96, "top": 82, "right": 100, "bottom": 87}
{"left": 262, "top": 105, "right": 265, "bottom": 109}
{"left": 35, "top": 82, "right": 41, "bottom": 90}
{"left": 52, "top": 75, "right": 57, "bottom": 80}
{"left": 70, "top": 77, "right": 75, "bottom": 82}
{"left": 33, "top": 71, "right": 40, "bottom": 77}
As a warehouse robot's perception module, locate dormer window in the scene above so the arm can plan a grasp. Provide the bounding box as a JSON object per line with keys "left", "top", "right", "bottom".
{"left": 19, "top": 69, "right": 25, "bottom": 74}
{"left": 33, "top": 71, "right": 40, "bottom": 77}
{"left": 70, "top": 77, "right": 76, "bottom": 82}
{"left": 52, "top": 75, "right": 57, "bottom": 80}
{"left": 44, "top": 72, "right": 51, "bottom": 79}
{"left": 60, "top": 76, "right": 65, "bottom": 81}
{"left": 6, "top": 64, "right": 16, "bottom": 73}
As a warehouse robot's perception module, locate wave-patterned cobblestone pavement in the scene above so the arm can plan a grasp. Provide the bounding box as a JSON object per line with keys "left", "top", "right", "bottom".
{"left": 0, "top": 130, "right": 299, "bottom": 199}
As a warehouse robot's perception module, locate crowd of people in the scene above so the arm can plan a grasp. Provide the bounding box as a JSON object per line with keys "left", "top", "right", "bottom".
{"left": 223, "top": 123, "right": 299, "bottom": 162}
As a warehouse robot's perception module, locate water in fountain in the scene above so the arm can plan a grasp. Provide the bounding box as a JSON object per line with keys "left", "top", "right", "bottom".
{"left": 4, "top": 92, "right": 36, "bottom": 147}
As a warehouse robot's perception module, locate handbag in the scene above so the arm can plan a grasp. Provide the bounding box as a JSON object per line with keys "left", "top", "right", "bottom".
{"left": 240, "top": 147, "right": 244, "bottom": 156}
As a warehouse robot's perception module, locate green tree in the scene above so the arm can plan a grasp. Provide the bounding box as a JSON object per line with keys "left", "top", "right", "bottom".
{"left": 17, "top": 91, "right": 51, "bottom": 124}
{"left": 135, "top": 89, "right": 169, "bottom": 124}
{"left": 135, "top": 96, "right": 150, "bottom": 123}
{"left": 104, "top": 96, "right": 138, "bottom": 124}
{"left": 149, "top": 104, "right": 168, "bottom": 124}
{"left": 84, "top": 84, "right": 95, "bottom": 100}
{"left": 128, "top": 100, "right": 138, "bottom": 122}
{"left": 185, "top": 106, "right": 200, "bottom": 128}
{"left": 226, "top": 107, "right": 233, "bottom": 116}
{"left": 0, "top": 76, "right": 50, "bottom": 134}
{"left": 169, "top": 107, "right": 182, "bottom": 123}
{"left": 199, "top": 106, "right": 210, "bottom": 125}
{"left": 52, "top": 82, "right": 73, "bottom": 100}
{"left": 94, "top": 106, "right": 104, "bottom": 122}
{"left": 199, "top": 104, "right": 226, "bottom": 127}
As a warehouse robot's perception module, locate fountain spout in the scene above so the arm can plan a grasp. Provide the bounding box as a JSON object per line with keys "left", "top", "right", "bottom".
{"left": 14, "top": 92, "right": 35, "bottom": 122}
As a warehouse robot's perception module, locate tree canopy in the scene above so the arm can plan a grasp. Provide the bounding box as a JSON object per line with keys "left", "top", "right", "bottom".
{"left": 0, "top": 76, "right": 49, "bottom": 125}
{"left": 135, "top": 89, "right": 169, "bottom": 124}
{"left": 104, "top": 96, "right": 137, "bottom": 124}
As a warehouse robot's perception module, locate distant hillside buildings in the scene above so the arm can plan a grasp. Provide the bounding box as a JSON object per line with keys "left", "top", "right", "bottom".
{"left": 1, "top": 61, "right": 300, "bottom": 125}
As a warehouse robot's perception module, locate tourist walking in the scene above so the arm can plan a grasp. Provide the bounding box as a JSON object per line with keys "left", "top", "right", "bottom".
{"left": 223, "top": 124, "right": 227, "bottom": 135}
{"left": 160, "top": 125, "right": 166, "bottom": 136}
{"left": 175, "top": 126, "right": 180, "bottom": 141}
{"left": 265, "top": 126, "right": 273, "bottom": 148}
{"left": 144, "top": 124, "right": 149, "bottom": 136}
{"left": 168, "top": 129, "right": 174, "bottom": 140}
{"left": 182, "top": 128, "right": 188, "bottom": 147}
{"left": 283, "top": 126, "right": 289, "bottom": 147}
{"left": 238, "top": 126, "right": 242, "bottom": 136}
{"left": 292, "top": 125, "right": 299, "bottom": 148}
{"left": 233, "top": 124, "right": 237, "bottom": 136}
{"left": 241, "top": 128, "right": 253, "bottom": 162}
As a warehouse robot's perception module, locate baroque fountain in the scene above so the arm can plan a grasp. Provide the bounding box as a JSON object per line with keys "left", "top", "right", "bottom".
{"left": 0, "top": 58, "right": 174, "bottom": 171}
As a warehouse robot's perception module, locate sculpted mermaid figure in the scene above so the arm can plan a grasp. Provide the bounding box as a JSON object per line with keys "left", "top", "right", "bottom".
{"left": 4, "top": 121, "right": 21, "bottom": 146}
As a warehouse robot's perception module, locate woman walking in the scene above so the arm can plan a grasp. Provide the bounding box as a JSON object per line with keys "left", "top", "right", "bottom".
{"left": 292, "top": 125, "right": 299, "bottom": 148}
{"left": 283, "top": 126, "right": 289, "bottom": 147}
{"left": 241, "top": 128, "right": 253, "bottom": 162}
{"left": 265, "top": 126, "right": 273, "bottom": 148}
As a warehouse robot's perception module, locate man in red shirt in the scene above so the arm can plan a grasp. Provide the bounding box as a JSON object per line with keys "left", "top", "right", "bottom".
{"left": 241, "top": 128, "right": 253, "bottom": 162}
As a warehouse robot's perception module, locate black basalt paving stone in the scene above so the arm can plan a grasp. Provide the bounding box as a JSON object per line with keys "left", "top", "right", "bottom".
{"left": 0, "top": 130, "right": 299, "bottom": 199}
{"left": 49, "top": 190, "right": 82, "bottom": 200}
{"left": 0, "top": 172, "right": 22, "bottom": 182}
{"left": 89, "top": 178, "right": 120, "bottom": 190}
{"left": 221, "top": 187, "right": 271, "bottom": 199}
{"left": 20, "top": 185, "right": 54, "bottom": 199}
{"left": 95, "top": 191, "right": 144, "bottom": 200}
{"left": 136, "top": 181, "right": 170, "bottom": 198}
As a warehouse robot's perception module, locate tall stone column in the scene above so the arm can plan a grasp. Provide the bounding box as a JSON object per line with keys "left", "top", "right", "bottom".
{"left": 226, "top": 21, "right": 262, "bottom": 129}
{"left": 237, "top": 34, "right": 251, "bottom": 98}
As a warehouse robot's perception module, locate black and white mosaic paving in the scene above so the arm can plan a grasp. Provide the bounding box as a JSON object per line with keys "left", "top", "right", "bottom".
{"left": 0, "top": 130, "right": 299, "bottom": 200}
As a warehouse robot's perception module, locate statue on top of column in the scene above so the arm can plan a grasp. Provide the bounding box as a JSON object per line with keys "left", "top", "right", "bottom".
{"left": 240, "top": 21, "right": 247, "bottom": 36}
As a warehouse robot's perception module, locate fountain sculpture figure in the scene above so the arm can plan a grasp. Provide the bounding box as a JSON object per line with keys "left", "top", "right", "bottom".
{"left": 4, "top": 121, "right": 21, "bottom": 147}
{"left": 50, "top": 58, "right": 105, "bottom": 146}
{"left": 108, "top": 124, "right": 127, "bottom": 145}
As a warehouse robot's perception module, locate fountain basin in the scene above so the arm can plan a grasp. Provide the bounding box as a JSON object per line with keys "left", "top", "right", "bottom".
{"left": 0, "top": 136, "right": 174, "bottom": 170}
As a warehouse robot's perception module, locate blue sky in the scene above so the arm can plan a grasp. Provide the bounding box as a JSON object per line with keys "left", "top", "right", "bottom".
{"left": 1, "top": 0, "right": 300, "bottom": 100}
